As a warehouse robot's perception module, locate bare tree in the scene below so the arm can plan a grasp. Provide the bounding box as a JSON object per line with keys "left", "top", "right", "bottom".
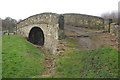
{"left": 2, "top": 17, "right": 17, "bottom": 32}
{"left": 18, "top": 19, "right": 22, "bottom": 23}
{"left": 101, "top": 11, "right": 118, "bottom": 24}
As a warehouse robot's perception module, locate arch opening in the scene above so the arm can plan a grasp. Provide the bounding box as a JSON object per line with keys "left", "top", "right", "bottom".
{"left": 28, "top": 27, "right": 44, "bottom": 46}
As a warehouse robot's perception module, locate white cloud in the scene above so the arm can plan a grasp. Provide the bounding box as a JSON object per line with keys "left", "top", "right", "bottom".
{"left": 0, "top": 0, "right": 119, "bottom": 20}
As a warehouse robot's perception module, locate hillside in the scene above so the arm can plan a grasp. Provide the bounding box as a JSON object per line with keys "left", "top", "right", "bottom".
{"left": 2, "top": 35, "right": 45, "bottom": 78}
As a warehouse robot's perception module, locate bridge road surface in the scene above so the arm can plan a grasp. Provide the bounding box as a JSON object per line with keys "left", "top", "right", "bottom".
{"left": 64, "top": 26, "right": 92, "bottom": 37}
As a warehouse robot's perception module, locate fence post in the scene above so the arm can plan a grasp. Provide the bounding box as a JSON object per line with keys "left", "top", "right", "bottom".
{"left": 108, "top": 19, "right": 112, "bottom": 33}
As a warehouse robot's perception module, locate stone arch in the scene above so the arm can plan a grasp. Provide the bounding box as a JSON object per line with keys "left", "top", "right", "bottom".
{"left": 28, "top": 27, "right": 44, "bottom": 46}
{"left": 17, "top": 13, "right": 64, "bottom": 54}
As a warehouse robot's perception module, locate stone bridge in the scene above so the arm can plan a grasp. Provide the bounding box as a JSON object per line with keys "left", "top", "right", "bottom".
{"left": 17, "top": 13, "right": 109, "bottom": 54}
{"left": 17, "top": 13, "right": 64, "bottom": 54}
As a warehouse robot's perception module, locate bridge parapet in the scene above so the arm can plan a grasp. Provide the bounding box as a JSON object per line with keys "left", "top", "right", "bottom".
{"left": 63, "top": 13, "right": 104, "bottom": 30}
{"left": 17, "top": 13, "right": 61, "bottom": 29}
{"left": 17, "top": 13, "right": 64, "bottom": 54}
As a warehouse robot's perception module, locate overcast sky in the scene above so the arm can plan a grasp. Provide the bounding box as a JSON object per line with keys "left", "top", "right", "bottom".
{"left": 0, "top": 0, "right": 119, "bottom": 20}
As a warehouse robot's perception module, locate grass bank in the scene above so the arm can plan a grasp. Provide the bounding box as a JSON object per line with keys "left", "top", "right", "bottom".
{"left": 53, "top": 46, "right": 118, "bottom": 78}
{"left": 2, "top": 35, "right": 45, "bottom": 78}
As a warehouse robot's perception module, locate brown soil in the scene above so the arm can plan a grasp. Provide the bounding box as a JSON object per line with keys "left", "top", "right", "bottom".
{"left": 31, "top": 45, "right": 55, "bottom": 77}
{"left": 90, "top": 32, "right": 118, "bottom": 50}
{"left": 64, "top": 25, "right": 118, "bottom": 50}
{"left": 64, "top": 29, "right": 80, "bottom": 37}
{"left": 56, "top": 39, "right": 71, "bottom": 57}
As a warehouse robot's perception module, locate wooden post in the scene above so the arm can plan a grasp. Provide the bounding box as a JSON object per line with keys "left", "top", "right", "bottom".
{"left": 108, "top": 19, "right": 112, "bottom": 33}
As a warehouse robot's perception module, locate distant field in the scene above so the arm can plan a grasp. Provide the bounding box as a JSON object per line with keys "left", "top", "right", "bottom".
{"left": 53, "top": 46, "right": 118, "bottom": 78}
{"left": 2, "top": 35, "right": 45, "bottom": 78}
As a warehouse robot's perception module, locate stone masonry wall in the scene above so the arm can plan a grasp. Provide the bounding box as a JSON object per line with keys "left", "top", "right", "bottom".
{"left": 63, "top": 13, "right": 104, "bottom": 30}
{"left": 110, "top": 23, "right": 119, "bottom": 38}
{"left": 104, "top": 19, "right": 110, "bottom": 32}
{"left": 17, "top": 13, "right": 63, "bottom": 54}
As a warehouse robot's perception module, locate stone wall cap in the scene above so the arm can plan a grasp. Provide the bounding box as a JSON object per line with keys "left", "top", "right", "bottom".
{"left": 63, "top": 13, "right": 104, "bottom": 19}
{"left": 17, "top": 12, "right": 60, "bottom": 24}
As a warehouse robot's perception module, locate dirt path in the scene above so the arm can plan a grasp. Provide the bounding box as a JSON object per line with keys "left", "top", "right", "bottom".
{"left": 64, "top": 25, "right": 118, "bottom": 50}
{"left": 29, "top": 45, "right": 56, "bottom": 77}
{"left": 77, "top": 37, "right": 93, "bottom": 50}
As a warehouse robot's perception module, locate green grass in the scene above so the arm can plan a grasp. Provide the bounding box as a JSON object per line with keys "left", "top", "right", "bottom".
{"left": 53, "top": 47, "right": 118, "bottom": 78}
{"left": 2, "top": 35, "right": 45, "bottom": 78}
{"left": 2, "top": 35, "right": 119, "bottom": 78}
{"left": 66, "top": 38, "right": 79, "bottom": 47}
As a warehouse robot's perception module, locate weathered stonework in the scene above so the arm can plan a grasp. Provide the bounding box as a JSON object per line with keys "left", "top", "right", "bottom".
{"left": 17, "top": 13, "right": 63, "bottom": 54}
{"left": 17, "top": 13, "right": 112, "bottom": 54}
{"left": 104, "top": 19, "right": 110, "bottom": 32}
{"left": 63, "top": 13, "right": 104, "bottom": 30}
{"left": 110, "top": 23, "right": 119, "bottom": 38}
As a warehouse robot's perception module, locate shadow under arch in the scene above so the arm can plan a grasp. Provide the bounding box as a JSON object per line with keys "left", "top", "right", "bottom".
{"left": 28, "top": 27, "right": 44, "bottom": 46}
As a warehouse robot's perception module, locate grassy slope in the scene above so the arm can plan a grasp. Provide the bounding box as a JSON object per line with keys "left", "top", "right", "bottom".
{"left": 53, "top": 40, "right": 118, "bottom": 78}
{"left": 2, "top": 35, "right": 45, "bottom": 78}
{"left": 2, "top": 35, "right": 119, "bottom": 78}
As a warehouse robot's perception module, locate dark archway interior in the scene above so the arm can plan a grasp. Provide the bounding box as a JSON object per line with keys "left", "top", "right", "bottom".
{"left": 28, "top": 27, "right": 44, "bottom": 46}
